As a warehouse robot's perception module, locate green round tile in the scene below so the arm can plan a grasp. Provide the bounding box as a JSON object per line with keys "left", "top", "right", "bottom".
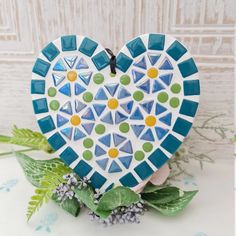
{"left": 83, "top": 92, "right": 93, "bottom": 103}
{"left": 120, "top": 75, "right": 131, "bottom": 85}
{"left": 95, "top": 124, "right": 105, "bottom": 134}
{"left": 93, "top": 73, "right": 104, "bottom": 84}
{"left": 134, "top": 150, "right": 145, "bottom": 161}
{"left": 157, "top": 92, "right": 169, "bottom": 103}
{"left": 82, "top": 150, "right": 93, "bottom": 160}
{"left": 48, "top": 87, "right": 57, "bottom": 97}
{"left": 83, "top": 138, "right": 94, "bottom": 148}
{"left": 133, "top": 91, "right": 144, "bottom": 101}
{"left": 169, "top": 97, "right": 180, "bottom": 108}
{"left": 49, "top": 100, "right": 60, "bottom": 111}
{"left": 142, "top": 142, "right": 153, "bottom": 152}
{"left": 171, "top": 83, "right": 181, "bottom": 94}
{"left": 119, "top": 122, "right": 130, "bottom": 133}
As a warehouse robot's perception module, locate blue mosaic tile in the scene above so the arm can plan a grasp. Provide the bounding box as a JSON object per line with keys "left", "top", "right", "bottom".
{"left": 99, "top": 134, "right": 111, "bottom": 147}
{"left": 130, "top": 107, "right": 144, "bottom": 120}
{"left": 159, "top": 58, "right": 173, "bottom": 70}
{"left": 32, "top": 58, "right": 50, "bottom": 77}
{"left": 119, "top": 173, "right": 139, "bottom": 187}
{"left": 82, "top": 123, "right": 94, "bottom": 135}
{"left": 60, "top": 101, "right": 72, "bottom": 115}
{"left": 38, "top": 116, "right": 55, "bottom": 134}
{"left": 74, "top": 128, "right": 86, "bottom": 141}
{"left": 155, "top": 127, "right": 168, "bottom": 140}
{"left": 179, "top": 99, "right": 199, "bottom": 117}
{"left": 59, "top": 83, "right": 71, "bottom": 97}
{"left": 113, "top": 133, "right": 126, "bottom": 146}
{"left": 134, "top": 161, "right": 154, "bottom": 180}
{"left": 92, "top": 51, "right": 110, "bottom": 70}
{"left": 138, "top": 80, "right": 150, "bottom": 93}
{"left": 31, "top": 80, "right": 45, "bottom": 94}
{"left": 48, "top": 132, "right": 66, "bottom": 151}
{"left": 95, "top": 145, "right": 106, "bottom": 157}
{"left": 140, "top": 128, "right": 155, "bottom": 142}
{"left": 42, "top": 42, "right": 60, "bottom": 62}
{"left": 82, "top": 108, "right": 95, "bottom": 121}
{"left": 61, "top": 127, "right": 73, "bottom": 140}
{"left": 96, "top": 158, "right": 109, "bottom": 170}
{"left": 57, "top": 114, "right": 69, "bottom": 127}
{"left": 148, "top": 148, "right": 169, "bottom": 169}
{"left": 183, "top": 80, "right": 200, "bottom": 96}
{"left": 79, "top": 72, "right": 92, "bottom": 85}
{"left": 118, "top": 156, "right": 132, "bottom": 169}
{"left": 79, "top": 37, "right": 98, "bottom": 57}
{"left": 166, "top": 40, "right": 187, "bottom": 61}
{"left": 147, "top": 53, "right": 161, "bottom": 65}
{"left": 155, "top": 103, "right": 167, "bottom": 115}
{"left": 152, "top": 80, "right": 165, "bottom": 93}
{"left": 178, "top": 58, "right": 198, "bottom": 78}
{"left": 95, "top": 88, "right": 108, "bottom": 100}
{"left": 131, "top": 125, "right": 145, "bottom": 138}
{"left": 120, "top": 101, "right": 133, "bottom": 114}
{"left": 33, "top": 98, "right": 48, "bottom": 114}
{"left": 132, "top": 70, "right": 145, "bottom": 83}
{"left": 173, "top": 117, "right": 192, "bottom": 136}
{"left": 93, "top": 104, "right": 106, "bottom": 116}
{"left": 76, "top": 57, "right": 89, "bottom": 69}
{"left": 52, "top": 73, "right": 65, "bottom": 86}
{"left": 161, "top": 134, "right": 181, "bottom": 154}
{"left": 148, "top": 34, "right": 165, "bottom": 50}
{"left": 105, "top": 83, "right": 119, "bottom": 96}
{"left": 119, "top": 140, "right": 133, "bottom": 154}
{"left": 90, "top": 172, "right": 107, "bottom": 189}
{"left": 159, "top": 73, "right": 173, "bottom": 86}
{"left": 64, "top": 56, "right": 77, "bottom": 68}
{"left": 159, "top": 112, "right": 172, "bottom": 126}
{"left": 108, "top": 161, "right": 122, "bottom": 173}
{"left": 60, "top": 147, "right": 78, "bottom": 166}
{"left": 115, "top": 111, "right": 128, "bottom": 124}
{"left": 61, "top": 35, "right": 77, "bottom": 51}
{"left": 53, "top": 59, "right": 67, "bottom": 71}
{"left": 133, "top": 56, "right": 147, "bottom": 69}
{"left": 74, "top": 160, "right": 92, "bottom": 178}
{"left": 116, "top": 52, "right": 133, "bottom": 72}
{"left": 126, "top": 37, "right": 146, "bottom": 58}
{"left": 75, "top": 100, "right": 86, "bottom": 113}
{"left": 140, "top": 100, "right": 154, "bottom": 114}
{"left": 101, "top": 111, "right": 113, "bottom": 124}
{"left": 117, "top": 87, "right": 131, "bottom": 99}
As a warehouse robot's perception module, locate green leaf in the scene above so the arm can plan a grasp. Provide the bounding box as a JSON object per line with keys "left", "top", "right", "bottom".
{"left": 142, "top": 183, "right": 166, "bottom": 193}
{"left": 141, "top": 187, "right": 182, "bottom": 204}
{"left": 145, "top": 190, "right": 198, "bottom": 216}
{"left": 97, "top": 186, "right": 140, "bottom": 211}
{"left": 15, "top": 152, "right": 70, "bottom": 188}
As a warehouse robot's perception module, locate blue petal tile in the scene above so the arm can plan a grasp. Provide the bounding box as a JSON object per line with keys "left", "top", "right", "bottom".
{"left": 105, "top": 83, "right": 119, "bottom": 96}
{"left": 38, "top": 115, "right": 55, "bottom": 134}
{"left": 119, "top": 173, "right": 138, "bottom": 187}
{"left": 166, "top": 40, "right": 187, "bottom": 61}
{"left": 119, "top": 140, "right": 133, "bottom": 154}
{"left": 161, "top": 134, "right": 181, "bottom": 154}
{"left": 33, "top": 98, "right": 48, "bottom": 114}
{"left": 52, "top": 73, "right": 65, "bottom": 86}
{"left": 178, "top": 58, "right": 198, "bottom": 78}
{"left": 126, "top": 37, "right": 146, "bottom": 58}
{"left": 79, "top": 71, "right": 92, "bottom": 85}
{"left": 60, "top": 147, "right": 78, "bottom": 166}
{"left": 95, "top": 88, "right": 108, "bottom": 100}
{"left": 82, "top": 107, "right": 95, "bottom": 121}
{"left": 92, "top": 51, "right": 110, "bottom": 70}
{"left": 147, "top": 53, "right": 161, "bottom": 65}
{"left": 159, "top": 73, "right": 173, "bottom": 86}
{"left": 32, "top": 58, "right": 50, "bottom": 77}
{"left": 57, "top": 114, "right": 69, "bottom": 127}
{"left": 74, "top": 128, "right": 86, "bottom": 141}
{"left": 140, "top": 128, "right": 155, "bottom": 141}
{"left": 75, "top": 57, "right": 89, "bottom": 69}
{"left": 134, "top": 162, "right": 154, "bottom": 180}
{"left": 96, "top": 158, "right": 109, "bottom": 170}
{"left": 140, "top": 100, "right": 154, "bottom": 114}
{"left": 115, "top": 111, "right": 128, "bottom": 124}
{"left": 93, "top": 104, "right": 106, "bottom": 116}
{"left": 82, "top": 123, "right": 94, "bottom": 135}
{"left": 130, "top": 107, "right": 144, "bottom": 120}
{"left": 74, "top": 83, "right": 86, "bottom": 95}
{"left": 108, "top": 161, "right": 122, "bottom": 173}
{"left": 117, "top": 87, "right": 131, "bottom": 99}
{"left": 159, "top": 112, "right": 172, "bottom": 126}
{"left": 61, "top": 35, "right": 77, "bottom": 51}
{"left": 74, "top": 160, "right": 92, "bottom": 178}
{"left": 101, "top": 111, "right": 113, "bottom": 124}
{"left": 173, "top": 117, "right": 192, "bottom": 136}
{"left": 152, "top": 80, "right": 165, "bottom": 93}
{"left": 118, "top": 156, "right": 132, "bottom": 169}
{"left": 113, "top": 133, "right": 126, "bottom": 146}
{"left": 179, "top": 99, "right": 198, "bottom": 117}
{"left": 148, "top": 148, "right": 169, "bottom": 169}
{"left": 155, "top": 103, "right": 167, "bottom": 115}
{"left": 148, "top": 34, "right": 165, "bottom": 50}
{"left": 183, "top": 80, "right": 200, "bottom": 96}
{"left": 159, "top": 58, "right": 173, "bottom": 70}
{"left": 90, "top": 172, "right": 106, "bottom": 189}
{"left": 42, "top": 42, "right": 60, "bottom": 62}
{"left": 137, "top": 80, "right": 150, "bottom": 94}
{"left": 59, "top": 83, "right": 71, "bottom": 97}
{"left": 116, "top": 52, "right": 133, "bottom": 73}
{"left": 48, "top": 132, "right": 66, "bottom": 151}
{"left": 154, "top": 126, "right": 169, "bottom": 140}
{"left": 131, "top": 125, "right": 145, "bottom": 137}
{"left": 61, "top": 127, "right": 73, "bottom": 140}
{"left": 64, "top": 56, "right": 77, "bottom": 68}
{"left": 132, "top": 70, "right": 145, "bottom": 83}
{"left": 79, "top": 37, "right": 98, "bottom": 57}
{"left": 53, "top": 59, "right": 67, "bottom": 71}
{"left": 95, "top": 145, "right": 107, "bottom": 157}
{"left": 133, "top": 56, "right": 147, "bottom": 69}
{"left": 31, "top": 80, "right": 45, "bottom": 94}
{"left": 99, "top": 134, "right": 111, "bottom": 147}
{"left": 60, "top": 101, "right": 72, "bottom": 115}
{"left": 120, "top": 101, "right": 133, "bottom": 114}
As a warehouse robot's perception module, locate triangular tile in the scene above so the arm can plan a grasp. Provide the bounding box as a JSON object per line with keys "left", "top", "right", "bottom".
{"left": 53, "top": 59, "right": 67, "bottom": 71}
{"left": 117, "top": 87, "right": 131, "bottom": 99}
{"left": 82, "top": 123, "right": 94, "bottom": 135}
{"left": 147, "top": 53, "right": 161, "bottom": 66}
{"left": 130, "top": 107, "right": 144, "bottom": 120}
{"left": 113, "top": 133, "right": 126, "bottom": 146}
{"left": 131, "top": 125, "right": 145, "bottom": 137}
{"left": 95, "top": 88, "right": 108, "bottom": 100}
{"left": 108, "top": 161, "right": 122, "bottom": 173}
{"left": 76, "top": 57, "right": 89, "bottom": 69}
{"left": 95, "top": 145, "right": 107, "bottom": 157}
{"left": 81, "top": 107, "right": 95, "bottom": 121}
{"left": 159, "top": 58, "right": 173, "bottom": 70}
{"left": 115, "top": 111, "right": 128, "bottom": 124}
{"left": 159, "top": 112, "right": 172, "bottom": 126}
{"left": 155, "top": 126, "right": 169, "bottom": 140}
{"left": 52, "top": 73, "right": 65, "bottom": 86}
{"left": 101, "top": 111, "right": 113, "bottom": 124}
{"left": 132, "top": 70, "right": 145, "bottom": 83}
{"left": 99, "top": 134, "right": 111, "bottom": 147}
{"left": 57, "top": 114, "right": 69, "bottom": 127}
{"left": 64, "top": 56, "right": 77, "bottom": 68}
{"left": 133, "top": 56, "right": 147, "bottom": 69}
{"left": 74, "top": 128, "right": 86, "bottom": 141}
{"left": 120, "top": 101, "right": 133, "bottom": 114}
{"left": 59, "top": 83, "right": 71, "bottom": 97}
{"left": 140, "top": 100, "right": 154, "bottom": 114}
{"left": 60, "top": 101, "right": 72, "bottom": 115}
{"left": 75, "top": 99, "right": 86, "bottom": 113}
{"left": 155, "top": 103, "right": 167, "bottom": 115}
{"left": 93, "top": 104, "right": 106, "bottom": 116}
{"left": 74, "top": 83, "right": 86, "bottom": 95}
{"left": 152, "top": 80, "right": 165, "bottom": 93}
{"left": 119, "top": 140, "right": 133, "bottom": 154}
{"left": 79, "top": 71, "right": 92, "bottom": 85}
{"left": 118, "top": 156, "right": 132, "bottom": 169}
{"left": 61, "top": 127, "right": 73, "bottom": 140}
{"left": 104, "top": 83, "right": 119, "bottom": 96}
{"left": 137, "top": 80, "right": 150, "bottom": 93}
{"left": 96, "top": 158, "right": 109, "bottom": 170}
{"left": 159, "top": 73, "right": 173, "bottom": 86}
{"left": 140, "top": 128, "right": 155, "bottom": 141}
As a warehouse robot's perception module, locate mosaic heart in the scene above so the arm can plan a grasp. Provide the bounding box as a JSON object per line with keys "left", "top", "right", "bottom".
{"left": 31, "top": 34, "right": 200, "bottom": 192}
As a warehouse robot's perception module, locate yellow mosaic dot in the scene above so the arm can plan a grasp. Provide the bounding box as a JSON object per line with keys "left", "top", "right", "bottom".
{"left": 70, "top": 115, "right": 81, "bottom": 126}
{"left": 67, "top": 71, "right": 77, "bottom": 82}
{"left": 147, "top": 67, "right": 158, "bottom": 79}
{"left": 145, "top": 115, "right": 157, "bottom": 127}
{"left": 108, "top": 148, "right": 119, "bottom": 158}
{"left": 107, "top": 98, "right": 119, "bottom": 109}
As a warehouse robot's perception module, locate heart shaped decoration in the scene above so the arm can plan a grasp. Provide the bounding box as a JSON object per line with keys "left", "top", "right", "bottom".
{"left": 31, "top": 34, "right": 200, "bottom": 191}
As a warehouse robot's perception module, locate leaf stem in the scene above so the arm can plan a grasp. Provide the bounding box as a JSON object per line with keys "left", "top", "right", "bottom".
{"left": 0, "top": 135, "right": 12, "bottom": 143}
{"left": 0, "top": 148, "right": 35, "bottom": 158}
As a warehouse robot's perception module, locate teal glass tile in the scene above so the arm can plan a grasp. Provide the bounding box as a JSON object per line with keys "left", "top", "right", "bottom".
{"left": 173, "top": 117, "right": 192, "bottom": 136}
{"left": 74, "top": 160, "right": 92, "bottom": 178}
{"left": 31, "top": 80, "right": 45, "bottom": 94}
{"left": 166, "top": 40, "right": 187, "bottom": 61}
{"left": 126, "top": 37, "right": 146, "bottom": 58}
{"left": 180, "top": 99, "right": 199, "bottom": 117}
{"left": 79, "top": 37, "right": 98, "bottom": 57}
{"left": 184, "top": 80, "right": 200, "bottom": 96}
{"left": 60, "top": 147, "right": 78, "bottom": 166}
{"left": 161, "top": 134, "right": 181, "bottom": 154}
{"left": 178, "top": 58, "right": 198, "bottom": 78}
{"left": 148, "top": 148, "right": 169, "bottom": 168}
{"left": 90, "top": 172, "right": 107, "bottom": 189}
{"left": 105, "top": 183, "right": 114, "bottom": 192}
{"left": 61, "top": 35, "right": 77, "bottom": 51}
{"left": 33, "top": 98, "right": 48, "bottom": 114}
{"left": 134, "top": 161, "right": 154, "bottom": 180}
{"left": 32, "top": 58, "right": 50, "bottom": 77}
{"left": 48, "top": 132, "right": 66, "bottom": 151}
{"left": 116, "top": 52, "right": 133, "bottom": 72}
{"left": 119, "top": 172, "right": 139, "bottom": 187}
{"left": 148, "top": 34, "right": 165, "bottom": 50}
{"left": 38, "top": 115, "right": 55, "bottom": 134}
{"left": 42, "top": 42, "right": 60, "bottom": 61}
{"left": 92, "top": 51, "right": 110, "bottom": 70}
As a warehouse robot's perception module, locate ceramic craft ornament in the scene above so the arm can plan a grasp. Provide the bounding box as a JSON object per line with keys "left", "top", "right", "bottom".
{"left": 31, "top": 34, "right": 200, "bottom": 192}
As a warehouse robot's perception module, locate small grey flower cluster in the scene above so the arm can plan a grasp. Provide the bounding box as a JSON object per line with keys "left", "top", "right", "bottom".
{"left": 89, "top": 201, "right": 147, "bottom": 226}
{"left": 77, "top": 176, "right": 91, "bottom": 189}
